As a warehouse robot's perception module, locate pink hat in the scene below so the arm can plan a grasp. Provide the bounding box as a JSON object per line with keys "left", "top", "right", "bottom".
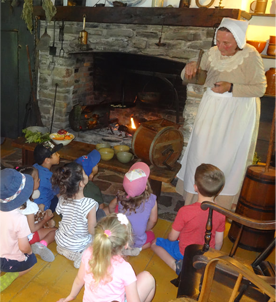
{"left": 123, "top": 162, "right": 150, "bottom": 198}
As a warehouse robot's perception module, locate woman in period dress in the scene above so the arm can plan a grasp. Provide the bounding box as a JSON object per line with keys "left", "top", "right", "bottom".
{"left": 176, "top": 18, "right": 267, "bottom": 210}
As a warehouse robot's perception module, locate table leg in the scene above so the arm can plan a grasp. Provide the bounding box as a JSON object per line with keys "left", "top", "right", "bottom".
{"left": 149, "top": 179, "right": 162, "bottom": 202}
{"left": 22, "top": 149, "right": 35, "bottom": 166}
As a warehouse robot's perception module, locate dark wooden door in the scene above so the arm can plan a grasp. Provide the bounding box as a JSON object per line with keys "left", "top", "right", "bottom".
{"left": 1, "top": 30, "right": 20, "bottom": 138}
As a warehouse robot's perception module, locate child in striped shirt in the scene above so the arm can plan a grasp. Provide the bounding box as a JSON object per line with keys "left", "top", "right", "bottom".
{"left": 51, "top": 162, "right": 98, "bottom": 268}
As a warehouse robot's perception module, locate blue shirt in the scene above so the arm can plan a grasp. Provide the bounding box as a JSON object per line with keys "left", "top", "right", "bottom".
{"left": 33, "top": 163, "right": 59, "bottom": 210}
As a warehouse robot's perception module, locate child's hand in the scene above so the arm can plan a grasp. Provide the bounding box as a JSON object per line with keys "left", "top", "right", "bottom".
{"left": 43, "top": 210, "right": 54, "bottom": 222}
{"left": 57, "top": 296, "right": 74, "bottom": 302}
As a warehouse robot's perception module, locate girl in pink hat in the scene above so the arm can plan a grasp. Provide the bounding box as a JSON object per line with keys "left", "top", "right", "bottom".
{"left": 103, "top": 162, "right": 158, "bottom": 256}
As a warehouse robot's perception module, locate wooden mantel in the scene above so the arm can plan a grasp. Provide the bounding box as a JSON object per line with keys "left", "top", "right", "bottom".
{"left": 33, "top": 7, "right": 251, "bottom": 27}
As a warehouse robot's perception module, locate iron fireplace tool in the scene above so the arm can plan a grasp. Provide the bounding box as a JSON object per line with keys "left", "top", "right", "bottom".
{"left": 59, "top": 21, "right": 65, "bottom": 57}
{"left": 50, "top": 83, "right": 58, "bottom": 133}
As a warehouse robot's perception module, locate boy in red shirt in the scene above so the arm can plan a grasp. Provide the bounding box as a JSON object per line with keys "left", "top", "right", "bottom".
{"left": 151, "top": 163, "right": 226, "bottom": 275}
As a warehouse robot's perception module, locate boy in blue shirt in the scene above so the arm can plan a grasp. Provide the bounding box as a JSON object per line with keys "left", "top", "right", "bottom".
{"left": 33, "top": 141, "right": 63, "bottom": 212}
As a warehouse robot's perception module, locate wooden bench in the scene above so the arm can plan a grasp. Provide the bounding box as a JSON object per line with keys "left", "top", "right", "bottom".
{"left": 12, "top": 137, "right": 181, "bottom": 200}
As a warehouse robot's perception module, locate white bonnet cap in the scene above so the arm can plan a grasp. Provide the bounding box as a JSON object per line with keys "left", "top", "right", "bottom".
{"left": 215, "top": 18, "right": 249, "bottom": 49}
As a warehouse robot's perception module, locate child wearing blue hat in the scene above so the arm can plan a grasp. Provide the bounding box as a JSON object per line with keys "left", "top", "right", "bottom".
{"left": 0, "top": 169, "right": 37, "bottom": 292}
{"left": 75, "top": 149, "right": 106, "bottom": 221}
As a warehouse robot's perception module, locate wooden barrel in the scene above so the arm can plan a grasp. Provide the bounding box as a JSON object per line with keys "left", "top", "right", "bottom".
{"left": 228, "top": 165, "right": 275, "bottom": 252}
{"left": 132, "top": 119, "right": 183, "bottom": 169}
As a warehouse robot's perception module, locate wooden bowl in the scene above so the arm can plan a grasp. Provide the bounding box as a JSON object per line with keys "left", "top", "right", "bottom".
{"left": 116, "top": 151, "right": 134, "bottom": 164}
{"left": 96, "top": 143, "right": 111, "bottom": 150}
{"left": 267, "top": 44, "right": 276, "bottom": 56}
{"left": 99, "top": 148, "right": 114, "bottom": 161}
{"left": 114, "top": 145, "right": 130, "bottom": 154}
{"left": 246, "top": 40, "right": 267, "bottom": 53}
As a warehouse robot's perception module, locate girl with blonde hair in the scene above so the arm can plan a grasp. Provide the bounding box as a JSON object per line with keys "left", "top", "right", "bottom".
{"left": 58, "top": 213, "right": 155, "bottom": 302}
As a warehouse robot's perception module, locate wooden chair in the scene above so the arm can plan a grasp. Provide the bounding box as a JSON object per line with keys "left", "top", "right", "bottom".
{"left": 170, "top": 256, "right": 275, "bottom": 302}
{"left": 177, "top": 201, "right": 275, "bottom": 301}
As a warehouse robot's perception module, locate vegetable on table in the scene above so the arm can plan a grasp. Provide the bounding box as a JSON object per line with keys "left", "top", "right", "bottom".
{"left": 22, "top": 128, "right": 50, "bottom": 144}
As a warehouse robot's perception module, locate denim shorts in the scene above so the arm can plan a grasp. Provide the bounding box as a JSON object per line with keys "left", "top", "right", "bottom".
{"left": 0, "top": 253, "right": 37, "bottom": 272}
{"left": 156, "top": 238, "right": 183, "bottom": 261}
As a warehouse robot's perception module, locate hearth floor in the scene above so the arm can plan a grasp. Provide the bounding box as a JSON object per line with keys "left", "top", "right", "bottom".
{"left": 1, "top": 138, "right": 274, "bottom": 302}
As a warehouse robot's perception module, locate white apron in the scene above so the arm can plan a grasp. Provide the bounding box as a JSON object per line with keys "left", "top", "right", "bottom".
{"left": 177, "top": 88, "right": 259, "bottom": 196}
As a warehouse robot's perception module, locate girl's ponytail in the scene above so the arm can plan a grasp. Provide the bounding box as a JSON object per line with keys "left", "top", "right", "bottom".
{"left": 89, "top": 214, "right": 132, "bottom": 285}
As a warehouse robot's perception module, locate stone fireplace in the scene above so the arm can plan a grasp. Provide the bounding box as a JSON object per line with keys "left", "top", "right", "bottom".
{"left": 37, "top": 19, "right": 213, "bottom": 149}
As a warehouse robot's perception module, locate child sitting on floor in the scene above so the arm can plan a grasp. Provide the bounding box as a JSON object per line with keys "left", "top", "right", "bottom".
{"left": 57, "top": 213, "right": 155, "bottom": 302}
{"left": 104, "top": 162, "right": 158, "bottom": 256}
{"left": 0, "top": 169, "right": 37, "bottom": 292}
{"left": 17, "top": 166, "right": 56, "bottom": 262}
{"left": 151, "top": 163, "right": 226, "bottom": 275}
{"left": 51, "top": 162, "right": 98, "bottom": 268}
{"left": 75, "top": 149, "right": 106, "bottom": 221}
{"left": 33, "top": 141, "right": 63, "bottom": 212}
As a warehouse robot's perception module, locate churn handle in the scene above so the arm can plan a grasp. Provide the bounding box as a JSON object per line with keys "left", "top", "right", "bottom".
{"left": 265, "top": 107, "right": 275, "bottom": 172}
{"left": 162, "top": 145, "right": 174, "bottom": 170}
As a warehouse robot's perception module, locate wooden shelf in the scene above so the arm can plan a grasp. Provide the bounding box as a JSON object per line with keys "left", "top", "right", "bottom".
{"left": 261, "top": 54, "right": 276, "bottom": 59}
{"left": 250, "top": 13, "right": 276, "bottom": 17}
{"left": 33, "top": 7, "right": 250, "bottom": 26}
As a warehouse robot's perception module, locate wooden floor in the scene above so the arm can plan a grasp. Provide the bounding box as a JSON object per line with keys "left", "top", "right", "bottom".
{"left": 1, "top": 140, "right": 275, "bottom": 301}
{"left": 1, "top": 218, "right": 274, "bottom": 302}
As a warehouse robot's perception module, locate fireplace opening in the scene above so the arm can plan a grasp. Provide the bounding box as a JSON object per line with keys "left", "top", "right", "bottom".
{"left": 92, "top": 52, "right": 186, "bottom": 123}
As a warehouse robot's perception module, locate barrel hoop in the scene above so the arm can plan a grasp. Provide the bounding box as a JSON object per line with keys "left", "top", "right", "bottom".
{"left": 239, "top": 197, "right": 275, "bottom": 213}
{"left": 131, "top": 125, "right": 142, "bottom": 158}
{"left": 245, "top": 174, "right": 275, "bottom": 185}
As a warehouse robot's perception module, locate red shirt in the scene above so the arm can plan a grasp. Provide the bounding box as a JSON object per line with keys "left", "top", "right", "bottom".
{"left": 172, "top": 202, "right": 225, "bottom": 255}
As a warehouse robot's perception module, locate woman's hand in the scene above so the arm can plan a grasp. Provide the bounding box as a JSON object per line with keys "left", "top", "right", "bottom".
{"left": 184, "top": 61, "right": 197, "bottom": 79}
{"left": 212, "top": 81, "right": 232, "bottom": 94}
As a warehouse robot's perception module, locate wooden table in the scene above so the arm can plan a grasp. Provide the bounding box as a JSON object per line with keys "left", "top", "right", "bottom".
{"left": 12, "top": 137, "right": 181, "bottom": 200}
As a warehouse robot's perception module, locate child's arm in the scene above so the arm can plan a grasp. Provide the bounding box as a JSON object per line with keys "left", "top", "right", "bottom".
{"left": 26, "top": 212, "right": 54, "bottom": 233}
{"left": 87, "top": 206, "right": 97, "bottom": 236}
{"left": 215, "top": 231, "right": 224, "bottom": 250}
{"left": 57, "top": 260, "right": 85, "bottom": 302}
{"left": 125, "top": 281, "right": 141, "bottom": 302}
{"left": 108, "top": 197, "right": 118, "bottom": 213}
{"left": 18, "top": 236, "right": 32, "bottom": 255}
{"left": 167, "top": 228, "right": 180, "bottom": 242}
{"left": 146, "top": 200, "right": 158, "bottom": 231}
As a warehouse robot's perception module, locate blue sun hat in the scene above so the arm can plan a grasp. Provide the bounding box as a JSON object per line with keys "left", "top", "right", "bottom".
{"left": 75, "top": 149, "right": 101, "bottom": 176}
{"left": 0, "top": 169, "right": 34, "bottom": 212}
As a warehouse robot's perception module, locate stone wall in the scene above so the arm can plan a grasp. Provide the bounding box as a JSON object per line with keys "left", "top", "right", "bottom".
{"left": 38, "top": 20, "right": 213, "bottom": 145}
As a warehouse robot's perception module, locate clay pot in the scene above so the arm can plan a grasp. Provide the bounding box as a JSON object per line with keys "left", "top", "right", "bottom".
{"left": 265, "top": 68, "right": 276, "bottom": 95}
{"left": 247, "top": 40, "right": 267, "bottom": 53}
{"left": 267, "top": 44, "right": 276, "bottom": 56}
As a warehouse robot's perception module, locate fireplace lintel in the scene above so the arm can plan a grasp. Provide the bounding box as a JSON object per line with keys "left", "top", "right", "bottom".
{"left": 33, "top": 7, "right": 251, "bottom": 27}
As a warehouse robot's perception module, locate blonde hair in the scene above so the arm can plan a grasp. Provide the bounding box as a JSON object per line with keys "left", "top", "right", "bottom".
{"left": 89, "top": 214, "right": 132, "bottom": 285}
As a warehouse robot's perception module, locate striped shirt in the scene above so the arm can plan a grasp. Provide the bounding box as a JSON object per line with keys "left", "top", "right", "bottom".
{"left": 55, "top": 196, "right": 98, "bottom": 252}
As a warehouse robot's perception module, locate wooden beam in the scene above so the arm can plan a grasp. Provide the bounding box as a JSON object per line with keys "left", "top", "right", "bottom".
{"left": 33, "top": 7, "right": 250, "bottom": 26}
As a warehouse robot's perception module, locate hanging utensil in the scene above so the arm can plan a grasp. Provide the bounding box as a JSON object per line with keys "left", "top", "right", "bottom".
{"left": 49, "top": 20, "right": 57, "bottom": 56}
{"left": 155, "top": 24, "right": 166, "bottom": 47}
{"left": 50, "top": 83, "right": 58, "bottom": 133}
{"left": 48, "top": 55, "right": 55, "bottom": 70}
{"left": 37, "top": 22, "right": 51, "bottom": 51}
{"left": 59, "top": 21, "right": 65, "bottom": 56}
{"left": 79, "top": 14, "right": 88, "bottom": 45}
